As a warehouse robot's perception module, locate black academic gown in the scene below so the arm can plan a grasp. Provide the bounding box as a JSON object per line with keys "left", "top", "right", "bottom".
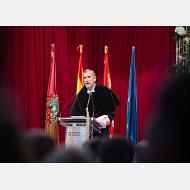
{"left": 69, "top": 84, "right": 121, "bottom": 137}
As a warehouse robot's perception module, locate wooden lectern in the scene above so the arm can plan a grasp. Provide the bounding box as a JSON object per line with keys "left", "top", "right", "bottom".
{"left": 57, "top": 117, "right": 103, "bottom": 148}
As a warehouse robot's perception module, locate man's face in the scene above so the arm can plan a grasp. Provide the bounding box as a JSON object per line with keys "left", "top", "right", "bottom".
{"left": 83, "top": 71, "right": 96, "bottom": 90}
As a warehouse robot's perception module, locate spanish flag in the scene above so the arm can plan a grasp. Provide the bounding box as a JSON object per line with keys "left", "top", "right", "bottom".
{"left": 76, "top": 45, "right": 84, "bottom": 94}
{"left": 45, "top": 44, "right": 60, "bottom": 147}
{"left": 103, "top": 45, "right": 114, "bottom": 137}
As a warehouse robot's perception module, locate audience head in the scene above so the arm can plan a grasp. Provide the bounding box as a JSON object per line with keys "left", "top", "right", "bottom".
{"left": 96, "top": 135, "right": 135, "bottom": 163}
{"left": 159, "top": 74, "right": 190, "bottom": 126}
{"left": 133, "top": 140, "right": 149, "bottom": 163}
{"left": 148, "top": 74, "right": 190, "bottom": 162}
{"left": 23, "top": 128, "right": 55, "bottom": 162}
{"left": 81, "top": 137, "right": 104, "bottom": 162}
{"left": 41, "top": 146, "right": 91, "bottom": 163}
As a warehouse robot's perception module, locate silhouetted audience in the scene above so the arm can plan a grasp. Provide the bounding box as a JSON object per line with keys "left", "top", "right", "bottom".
{"left": 133, "top": 140, "right": 149, "bottom": 163}
{"left": 95, "top": 135, "right": 135, "bottom": 163}
{"left": 148, "top": 74, "right": 190, "bottom": 162}
{"left": 23, "top": 128, "right": 55, "bottom": 162}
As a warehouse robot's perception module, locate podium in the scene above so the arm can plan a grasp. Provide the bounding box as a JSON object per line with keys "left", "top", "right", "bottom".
{"left": 57, "top": 116, "right": 103, "bottom": 148}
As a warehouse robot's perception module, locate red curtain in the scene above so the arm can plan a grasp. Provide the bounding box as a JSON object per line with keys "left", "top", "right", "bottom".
{"left": 0, "top": 26, "right": 176, "bottom": 143}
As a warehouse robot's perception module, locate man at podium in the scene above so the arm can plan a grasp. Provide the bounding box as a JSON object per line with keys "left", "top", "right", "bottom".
{"left": 69, "top": 69, "right": 121, "bottom": 138}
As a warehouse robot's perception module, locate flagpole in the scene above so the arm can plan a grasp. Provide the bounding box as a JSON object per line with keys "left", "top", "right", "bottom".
{"left": 104, "top": 45, "right": 114, "bottom": 138}
{"left": 45, "top": 44, "right": 60, "bottom": 147}
{"left": 76, "top": 44, "right": 84, "bottom": 95}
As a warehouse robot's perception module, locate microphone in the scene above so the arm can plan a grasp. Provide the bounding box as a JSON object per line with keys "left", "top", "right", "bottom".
{"left": 59, "top": 93, "right": 77, "bottom": 119}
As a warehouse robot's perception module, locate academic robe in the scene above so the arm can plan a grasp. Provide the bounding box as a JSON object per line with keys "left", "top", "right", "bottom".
{"left": 69, "top": 84, "right": 121, "bottom": 137}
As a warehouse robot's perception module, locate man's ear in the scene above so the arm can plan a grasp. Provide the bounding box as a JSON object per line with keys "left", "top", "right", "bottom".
{"left": 94, "top": 76, "right": 97, "bottom": 82}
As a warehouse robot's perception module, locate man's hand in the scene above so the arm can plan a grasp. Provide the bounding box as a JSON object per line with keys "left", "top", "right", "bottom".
{"left": 95, "top": 115, "right": 110, "bottom": 128}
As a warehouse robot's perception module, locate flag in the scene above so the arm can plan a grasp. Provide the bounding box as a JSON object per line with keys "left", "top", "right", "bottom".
{"left": 76, "top": 44, "right": 84, "bottom": 94}
{"left": 126, "top": 46, "right": 137, "bottom": 145}
{"left": 45, "top": 44, "right": 60, "bottom": 147}
{"left": 103, "top": 45, "right": 114, "bottom": 137}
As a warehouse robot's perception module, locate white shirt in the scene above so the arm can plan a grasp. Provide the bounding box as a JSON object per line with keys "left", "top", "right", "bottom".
{"left": 87, "top": 87, "right": 95, "bottom": 94}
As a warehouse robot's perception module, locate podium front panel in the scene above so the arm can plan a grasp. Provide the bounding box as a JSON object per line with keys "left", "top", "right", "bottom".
{"left": 65, "top": 125, "right": 87, "bottom": 148}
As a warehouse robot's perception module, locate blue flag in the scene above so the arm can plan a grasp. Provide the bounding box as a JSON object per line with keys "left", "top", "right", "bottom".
{"left": 126, "top": 46, "right": 137, "bottom": 145}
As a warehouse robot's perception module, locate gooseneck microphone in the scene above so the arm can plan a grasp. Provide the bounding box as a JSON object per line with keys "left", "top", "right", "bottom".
{"left": 60, "top": 93, "right": 77, "bottom": 118}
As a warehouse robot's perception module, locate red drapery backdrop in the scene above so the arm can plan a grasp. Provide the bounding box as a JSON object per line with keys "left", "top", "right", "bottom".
{"left": 0, "top": 26, "right": 176, "bottom": 143}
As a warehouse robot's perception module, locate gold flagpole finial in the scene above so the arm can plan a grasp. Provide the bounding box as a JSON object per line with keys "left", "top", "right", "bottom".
{"left": 77, "top": 44, "right": 83, "bottom": 53}
{"left": 50, "top": 44, "right": 55, "bottom": 57}
{"left": 132, "top": 46, "right": 135, "bottom": 49}
{"left": 104, "top": 45, "right": 109, "bottom": 53}
{"left": 50, "top": 44, "right": 55, "bottom": 48}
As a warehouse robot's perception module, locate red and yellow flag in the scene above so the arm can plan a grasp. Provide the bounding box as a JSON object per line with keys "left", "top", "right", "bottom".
{"left": 104, "top": 45, "right": 114, "bottom": 137}
{"left": 76, "top": 44, "right": 84, "bottom": 94}
{"left": 45, "top": 44, "right": 60, "bottom": 147}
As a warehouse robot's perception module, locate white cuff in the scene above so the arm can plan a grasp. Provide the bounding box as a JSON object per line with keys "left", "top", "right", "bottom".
{"left": 95, "top": 115, "right": 110, "bottom": 128}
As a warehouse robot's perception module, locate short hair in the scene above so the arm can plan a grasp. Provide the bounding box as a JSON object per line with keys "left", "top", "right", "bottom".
{"left": 135, "top": 140, "right": 149, "bottom": 163}
{"left": 41, "top": 147, "right": 91, "bottom": 163}
{"left": 83, "top": 69, "right": 96, "bottom": 77}
{"left": 96, "top": 135, "right": 135, "bottom": 163}
{"left": 23, "top": 129, "right": 55, "bottom": 162}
